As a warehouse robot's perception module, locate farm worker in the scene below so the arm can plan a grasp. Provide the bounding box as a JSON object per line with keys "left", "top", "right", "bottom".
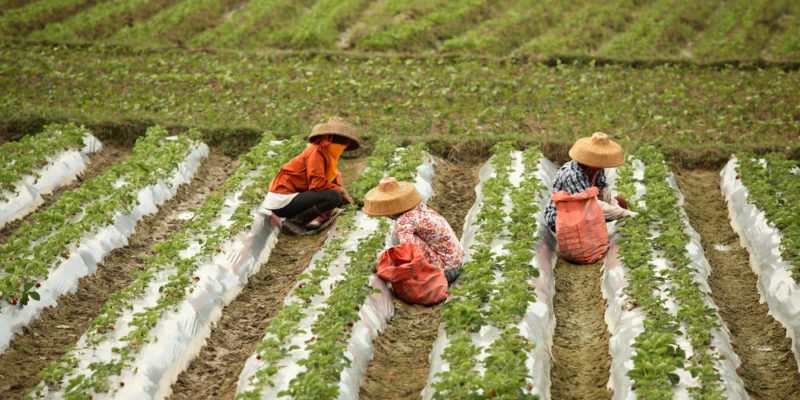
{"left": 544, "top": 132, "right": 637, "bottom": 263}
{"left": 364, "top": 177, "right": 465, "bottom": 285}
{"left": 261, "top": 117, "right": 360, "bottom": 235}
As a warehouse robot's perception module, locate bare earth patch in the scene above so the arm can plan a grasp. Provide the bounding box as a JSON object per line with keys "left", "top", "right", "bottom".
{"left": 549, "top": 258, "right": 612, "bottom": 400}
{"left": 0, "top": 149, "right": 237, "bottom": 399}
{"left": 0, "top": 141, "right": 131, "bottom": 245}
{"left": 675, "top": 168, "right": 800, "bottom": 400}
{"left": 167, "top": 155, "right": 367, "bottom": 400}
{"left": 358, "top": 157, "right": 481, "bottom": 399}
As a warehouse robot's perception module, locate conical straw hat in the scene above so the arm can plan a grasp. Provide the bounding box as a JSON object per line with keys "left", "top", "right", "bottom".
{"left": 309, "top": 117, "right": 361, "bottom": 150}
{"left": 568, "top": 132, "right": 624, "bottom": 168}
{"left": 363, "top": 177, "right": 422, "bottom": 216}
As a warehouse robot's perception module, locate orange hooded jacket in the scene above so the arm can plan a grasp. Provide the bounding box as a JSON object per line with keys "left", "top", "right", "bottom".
{"left": 268, "top": 141, "right": 344, "bottom": 194}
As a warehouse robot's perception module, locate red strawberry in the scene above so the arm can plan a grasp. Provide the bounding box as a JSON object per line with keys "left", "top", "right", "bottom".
{"left": 217, "top": 248, "right": 222, "bottom": 253}
{"left": 355, "top": 306, "right": 360, "bottom": 311}
{"left": 120, "top": 382, "right": 124, "bottom": 387}
{"left": 529, "top": 384, "right": 534, "bottom": 390}
{"left": 387, "top": 377, "right": 394, "bottom": 382}
{"left": 489, "top": 391, "right": 496, "bottom": 397}
{"left": 256, "top": 354, "right": 261, "bottom": 360}
{"left": 195, "top": 276, "right": 200, "bottom": 280}
{"left": 348, "top": 321, "right": 354, "bottom": 327}
{"left": 110, "top": 326, "right": 115, "bottom": 330}
{"left": 298, "top": 283, "right": 303, "bottom": 288}
{"left": 35, "top": 282, "right": 41, "bottom": 288}
{"left": 62, "top": 252, "right": 68, "bottom": 258}
{"left": 735, "top": 175, "right": 740, "bottom": 179}
{"left": 11, "top": 298, "right": 17, "bottom": 305}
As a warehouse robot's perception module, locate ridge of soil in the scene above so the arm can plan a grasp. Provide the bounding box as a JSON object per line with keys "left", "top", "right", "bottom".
{"left": 0, "top": 149, "right": 237, "bottom": 399}
{"left": 549, "top": 258, "right": 612, "bottom": 400}
{"left": 0, "top": 142, "right": 131, "bottom": 245}
{"left": 167, "top": 155, "right": 367, "bottom": 400}
{"left": 359, "top": 157, "right": 482, "bottom": 400}
{"left": 675, "top": 168, "right": 800, "bottom": 399}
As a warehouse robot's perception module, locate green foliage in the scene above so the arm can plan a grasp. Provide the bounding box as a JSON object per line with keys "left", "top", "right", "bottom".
{"left": 736, "top": 153, "right": 800, "bottom": 281}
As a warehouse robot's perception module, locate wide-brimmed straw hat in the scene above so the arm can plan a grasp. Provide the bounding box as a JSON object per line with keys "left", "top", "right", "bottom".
{"left": 363, "top": 177, "right": 422, "bottom": 217}
{"left": 568, "top": 132, "right": 624, "bottom": 168}
{"left": 309, "top": 117, "right": 361, "bottom": 150}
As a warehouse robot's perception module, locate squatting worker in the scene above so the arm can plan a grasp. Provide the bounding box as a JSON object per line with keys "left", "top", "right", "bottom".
{"left": 363, "top": 177, "right": 465, "bottom": 284}
{"left": 261, "top": 117, "right": 360, "bottom": 235}
{"left": 545, "top": 132, "right": 637, "bottom": 233}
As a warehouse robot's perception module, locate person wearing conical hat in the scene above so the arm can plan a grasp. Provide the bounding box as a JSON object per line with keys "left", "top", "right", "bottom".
{"left": 261, "top": 117, "right": 360, "bottom": 235}
{"left": 364, "top": 177, "right": 465, "bottom": 285}
{"left": 544, "top": 132, "right": 637, "bottom": 233}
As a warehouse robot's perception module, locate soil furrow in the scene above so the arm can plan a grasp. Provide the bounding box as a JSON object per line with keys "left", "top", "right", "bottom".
{"left": 167, "top": 155, "right": 367, "bottom": 400}
{"left": 0, "top": 149, "right": 236, "bottom": 399}
{"left": 550, "top": 258, "right": 612, "bottom": 400}
{"left": 359, "top": 157, "right": 481, "bottom": 400}
{"left": 675, "top": 168, "right": 800, "bottom": 399}
{"left": 0, "top": 141, "right": 131, "bottom": 246}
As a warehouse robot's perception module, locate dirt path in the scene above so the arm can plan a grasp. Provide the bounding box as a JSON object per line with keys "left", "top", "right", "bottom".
{"left": 675, "top": 168, "right": 800, "bottom": 399}
{"left": 549, "top": 258, "right": 612, "bottom": 400}
{"left": 359, "top": 157, "right": 481, "bottom": 400}
{"left": 167, "top": 155, "right": 367, "bottom": 400}
{"left": 0, "top": 149, "right": 237, "bottom": 399}
{"left": 0, "top": 142, "right": 131, "bottom": 245}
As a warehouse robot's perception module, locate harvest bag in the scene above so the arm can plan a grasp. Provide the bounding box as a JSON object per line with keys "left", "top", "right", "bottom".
{"left": 376, "top": 242, "right": 448, "bottom": 305}
{"left": 552, "top": 186, "right": 609, "bottom": 264}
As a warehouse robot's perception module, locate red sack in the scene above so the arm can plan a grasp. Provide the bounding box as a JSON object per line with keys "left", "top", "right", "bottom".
{"left": 376, "top": 242, "right": 448, "bottom": 305}
{"left": 552, "top": 187, "right": 609, "bottom": 264}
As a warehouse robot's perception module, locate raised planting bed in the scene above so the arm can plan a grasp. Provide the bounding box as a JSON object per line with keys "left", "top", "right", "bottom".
{"left": 235, "top": 138, "right": 433, "bottom": 399}
{"left": 720, "top": 154, "right": 800, "bottom": 371}
{"left": 25, "top": 133, "right": 306, "bottom": 399}
{"left": 0, "top": 126, "right": 207, "bottom": 354}
{"left": 0, "top": 123, "right": 104, "bottom": 228}
{"left": 422, "top": 143, "right": 558, "bottom": 400}
{"left": 602, "top": 145, "right": 746, "bottom": 399}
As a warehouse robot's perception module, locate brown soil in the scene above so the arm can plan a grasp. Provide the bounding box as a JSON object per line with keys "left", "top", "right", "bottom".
{"left": 0, "top": 141, "right": 132, "bottom": 245}
{"left": 549, "top": 258, "right": 612, "bottom": 400}
{"left": 167, "top": 155, "right": 367, "bottom": 400}
{"left": 358, "top": 157, "right": 482, "bottom": 400}
{"left": 675, "top": 168, "right": 800, "bottom": 400}
{"left": 0, "top": 149, "right": 237, "bottom": 399}
{"left": 1, "top": 0, "right": 102, "bottom": 36}
{"left": 359, "top": 300, "right": 442, "bottom": 400}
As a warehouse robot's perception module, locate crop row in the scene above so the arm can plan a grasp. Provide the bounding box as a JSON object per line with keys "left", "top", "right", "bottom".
{"left": 26, "top": 133, "right": 305, "bottom": 399}
{"left": 1, "top": 42, "right": 798, "bottom": 161}
{"left": 1, "top": 0, "right": 797, "bottom": 60}
{"left": 721, "top": 154, "right": 800, "bottom": 371}
{"left": 605, "top": 146, "right": 745, "bottom": 398}
{"left": 423, "top": 143, "right": 556, "bottom": 399}
{"left": 0, "top": 126, "right": 208, "bottom": 354}
{"left": 236, "top": 137, "right": 430, "bottom": 399}
{"left": 0, "top": 123, "right": 103, "bottom": 227}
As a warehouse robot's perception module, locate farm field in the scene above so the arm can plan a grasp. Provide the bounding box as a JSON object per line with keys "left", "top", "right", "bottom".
{"left": 1, "top": 1, "right": 800, "bottom": 399}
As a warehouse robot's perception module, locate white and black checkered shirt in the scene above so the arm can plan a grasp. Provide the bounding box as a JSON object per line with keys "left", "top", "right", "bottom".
{"left": 544, "top": 160, "right": 608, "bottom": 231}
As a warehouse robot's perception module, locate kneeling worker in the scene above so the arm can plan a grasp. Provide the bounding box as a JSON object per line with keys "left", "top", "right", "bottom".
{"left": 364, "top": 177, "right": 464, "bottom": 284}
{"left": 262, "top": 117, "right": 360, "bottom": 235}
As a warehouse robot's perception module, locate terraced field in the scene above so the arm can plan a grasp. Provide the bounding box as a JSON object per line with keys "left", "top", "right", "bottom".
{"left": 1, "top": 1, "right": 800, "bottom": 399}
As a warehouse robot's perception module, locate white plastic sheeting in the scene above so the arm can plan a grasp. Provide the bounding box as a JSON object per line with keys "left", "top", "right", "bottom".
{"left": 236, "top": 155, "right": 435, "bottom": 400}
{"left": 721, "top": 159, "right": 800, "bottom": 372}
{"left": 0, "top": 141, "right": 208, "bottom": 355}
{"left": 0, "top": 134, "right": 104, "bottom": 229}
{"left": 35, "top": 160, "right": 281, "bottom": 399}
{"left": 422, "top": 152, "right": 558, "bottom": 400}
{"left": 601, "top": 161, "right": 747, "bottom": 399}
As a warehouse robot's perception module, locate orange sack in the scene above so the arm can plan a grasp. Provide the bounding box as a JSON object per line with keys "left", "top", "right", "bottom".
{"left": 376, "top": 242, "right": 448, "bottom": 305}
{"left": 552, "top": 187, "right": 609, "bottom": 264}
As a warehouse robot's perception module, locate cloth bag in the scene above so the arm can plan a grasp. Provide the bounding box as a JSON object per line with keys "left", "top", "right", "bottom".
{"left": 552, "top": 187, "right": 609, "bottom": 264}
{"left": 376, "top": 242, "right": 448, "bottom": 305}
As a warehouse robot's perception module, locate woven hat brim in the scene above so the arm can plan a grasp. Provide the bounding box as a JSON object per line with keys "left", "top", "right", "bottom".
{"left": 363, "top": 182, "right": 422, "bottom": 216}
{"left": 568, "top": 137, "right": 624, "bottom": 168}
{"left": 309, "top": 124, "right": 361, "bottom": 150}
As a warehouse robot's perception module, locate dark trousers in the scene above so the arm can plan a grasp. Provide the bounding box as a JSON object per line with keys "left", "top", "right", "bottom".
{"left": 272, "top": 190, "right": 342, "bottom": 219}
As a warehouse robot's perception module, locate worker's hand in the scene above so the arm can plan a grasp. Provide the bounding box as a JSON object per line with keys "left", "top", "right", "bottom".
{"left": 624, "top": 210, "right": 639, "bottom": 218}
{"left": 341, "top": 189, "right": 355, "bottom": 205}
